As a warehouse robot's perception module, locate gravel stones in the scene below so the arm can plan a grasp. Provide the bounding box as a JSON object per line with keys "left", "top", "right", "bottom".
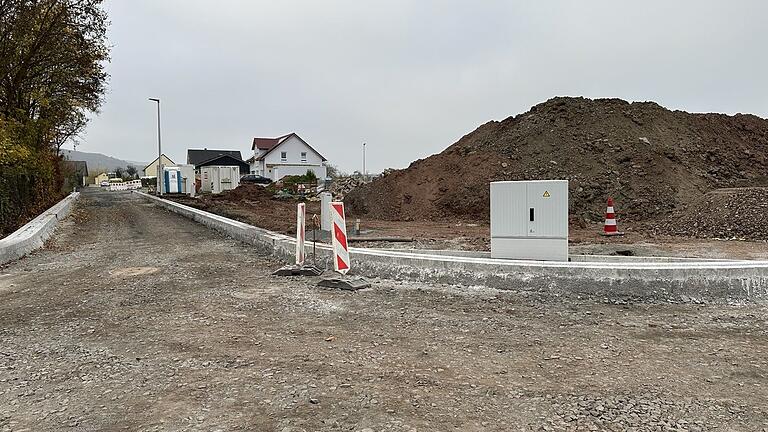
{"left": 654, "top": 187, "right": 768, "bottom": 240}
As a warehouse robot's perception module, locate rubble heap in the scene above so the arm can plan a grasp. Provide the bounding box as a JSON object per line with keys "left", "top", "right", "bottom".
{"left": 654, "top": 188, "right": 768, "bottom": 240}
{"left": 346, "top": 97, "right": 768, "bottom": 225}
{"left": 329, "top": 175, "right": 371, "bottom": 200}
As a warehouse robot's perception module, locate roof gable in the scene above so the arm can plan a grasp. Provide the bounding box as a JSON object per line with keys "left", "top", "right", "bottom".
{"left": 252, "top": 134, "right": 292, "bottom": 151}
{"left": 194, "top": 154, "right": 250, "bottom": 169}
{"left": 187, "top": 149, "right": 243, "bottom": 166}
{"left": 253, "top": 133, "right": 327, "bottom": 162}
{"left": 143, "top": 154, "right": 175, "bottom": 172}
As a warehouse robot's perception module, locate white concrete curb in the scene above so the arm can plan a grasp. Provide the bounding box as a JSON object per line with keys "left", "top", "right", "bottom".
{"left": 136, "top": 192, "right": 768, "bottom": 301}
{"left": 0, "top": 192, "right": 80, "bottom": 265}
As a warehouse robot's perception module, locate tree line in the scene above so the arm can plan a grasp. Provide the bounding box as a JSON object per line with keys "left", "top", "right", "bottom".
{"left": 0, "top": 0, "right": 109, "bottom": 236}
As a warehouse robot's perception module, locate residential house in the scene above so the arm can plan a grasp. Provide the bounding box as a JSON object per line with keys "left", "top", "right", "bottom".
{"left": 143, "top": 154, "right": 176, "bottom": 178}
{"left": 187, "top": 149, "right": 249, "bottom": 175}
{"left": 94, "top": 172, "right": 109, "bottom": 185}
{"left": 247, "top": 133, "right": 327, "bottom": 181}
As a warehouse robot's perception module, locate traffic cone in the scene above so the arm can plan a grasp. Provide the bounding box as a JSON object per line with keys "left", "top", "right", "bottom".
{"left": 602, "top": 197, "right": 625, "bottom": 236}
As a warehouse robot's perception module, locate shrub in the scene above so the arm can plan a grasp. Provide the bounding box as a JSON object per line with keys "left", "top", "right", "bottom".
{"left": 0, "top": 121, "right": 64, "bottom": 236}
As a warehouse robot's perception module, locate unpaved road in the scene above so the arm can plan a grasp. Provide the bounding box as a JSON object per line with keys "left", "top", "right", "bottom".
{"left": 2, "top": 189, "right": 768, "bottom": 431}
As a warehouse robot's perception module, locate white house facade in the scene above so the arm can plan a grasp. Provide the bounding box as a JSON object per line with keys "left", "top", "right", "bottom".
{"left": 248, "top": 133, "right": 328, "bottom": 181}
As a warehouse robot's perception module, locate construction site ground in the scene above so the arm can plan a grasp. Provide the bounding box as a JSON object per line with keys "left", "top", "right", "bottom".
{"left": 353, "top": 219, "right": 768, "bottom": 261}
{"left": 2, "top": 188, "right": 768, "bottom": 431}
{"left": 164, "top": 189, "right": 768, "bottom": 260}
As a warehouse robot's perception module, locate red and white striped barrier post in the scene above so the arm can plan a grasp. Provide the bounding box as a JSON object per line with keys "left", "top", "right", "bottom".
{"left": 330, "top": 202, "right": 350, "bottom": 274}
{"left": 295, "top": 203, "right": 306, "bottom": 265}
{"left": 602, "top": 197, "right": 624, "bottom": 236}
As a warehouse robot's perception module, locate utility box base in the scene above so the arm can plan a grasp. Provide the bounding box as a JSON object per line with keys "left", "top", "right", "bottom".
{"left": 317, "top": 277, "right": 370, "bottom": 291}
{"left": 490, "top": 238, "right": 568, "bottom": 261}
{"left": 273, "top": 264, "right": 324, "bottom": 277}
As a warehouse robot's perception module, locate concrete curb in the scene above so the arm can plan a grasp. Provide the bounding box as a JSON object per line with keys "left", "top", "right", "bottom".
{"left": 136, "top": 192, "right": 768, "bottom": 302}
{"left": 0, "top": 192, "right": 80, "bottom": 265}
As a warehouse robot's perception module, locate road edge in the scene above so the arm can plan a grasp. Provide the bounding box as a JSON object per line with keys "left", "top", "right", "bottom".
{"left": 0, "top": 191, "right": 80, "bottom": 265}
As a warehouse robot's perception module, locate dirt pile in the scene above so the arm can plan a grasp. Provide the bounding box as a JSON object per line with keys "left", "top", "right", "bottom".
{"left": 207, "top": 183, "right": 275, "bottom": 202}
{"left": 167, "top": 184, "right": 320, "bottom": 234}
{"left": 346, "top": 97, "right": 768, "bottom": 224}
{"left": 653, "top": 188, "right": 768, "bottom": 240}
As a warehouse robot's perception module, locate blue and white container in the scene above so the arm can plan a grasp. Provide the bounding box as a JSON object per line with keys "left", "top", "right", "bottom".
{"left": 164, "top": 167, "right": 183, "bottom": 194}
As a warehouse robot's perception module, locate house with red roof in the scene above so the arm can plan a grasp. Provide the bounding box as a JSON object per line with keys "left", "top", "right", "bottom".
{"left": 246, "top": 133, "right": 328, "bottom": 181}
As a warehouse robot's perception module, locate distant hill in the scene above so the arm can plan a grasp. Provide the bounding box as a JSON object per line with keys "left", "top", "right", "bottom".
{"left": 61, "top": 150, "right": 146, "bottom": 172}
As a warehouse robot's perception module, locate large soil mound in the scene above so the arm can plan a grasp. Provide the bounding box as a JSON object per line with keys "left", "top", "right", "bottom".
{"left": 346, "top": 97, "right": 768, "bottom": 223}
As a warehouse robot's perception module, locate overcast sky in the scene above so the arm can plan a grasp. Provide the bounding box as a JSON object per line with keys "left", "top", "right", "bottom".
{"left": 78, "top": 1, "right": 768, "bottom": 172}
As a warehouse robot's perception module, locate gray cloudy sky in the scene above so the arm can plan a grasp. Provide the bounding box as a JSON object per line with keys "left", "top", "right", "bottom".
{"left": 79, "top": 0, "right": 768, "bottom": 172}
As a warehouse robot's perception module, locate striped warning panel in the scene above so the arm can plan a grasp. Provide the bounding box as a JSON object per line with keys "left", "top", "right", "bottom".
{"left": 330, "top": 202, "right": 350, "bottom": 274}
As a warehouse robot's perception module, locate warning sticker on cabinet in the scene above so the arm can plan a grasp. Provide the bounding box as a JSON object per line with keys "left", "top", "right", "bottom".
{"left": 543, "top": 191, "right": 551, "bottom": 198}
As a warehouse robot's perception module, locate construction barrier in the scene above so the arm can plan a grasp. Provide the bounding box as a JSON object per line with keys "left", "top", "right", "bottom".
{"left": 330, "top": 202, "right": 350, "bottom": 274}
{"left": 320, "top": 192, "right": 332, "bottom": 231}
{"left": 109, "top": 180, "right": 141, "bottom": 191}
{"left": 295, "top": 203, "right": 305, "bottom": 265}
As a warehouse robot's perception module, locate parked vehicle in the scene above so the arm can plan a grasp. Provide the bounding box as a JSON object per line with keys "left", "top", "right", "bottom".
{"left": 100, "top": 180, "right": 110, "bottom": 187}
{"left": 240, "top": 174, "right": 272, "bottom": 186}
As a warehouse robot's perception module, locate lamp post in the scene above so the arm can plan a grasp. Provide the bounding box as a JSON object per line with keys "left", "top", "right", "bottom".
{"left": 362, "top": 142, "right": 366, "bottom": 179}
{"left": 149, "top": 98, "right": 162, "bottom": 195}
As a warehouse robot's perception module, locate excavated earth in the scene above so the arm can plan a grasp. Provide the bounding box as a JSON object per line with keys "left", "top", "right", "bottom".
{"left": 168, "top": 184, "right": 322, "bottom": 236}
{"left": 345, "top": 97, "right": 768, "bottom": 232}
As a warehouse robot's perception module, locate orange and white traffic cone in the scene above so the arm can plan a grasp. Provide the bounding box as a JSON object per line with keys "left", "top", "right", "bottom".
{"left": 602, "top": 197, "right": 625, "bottom": 236}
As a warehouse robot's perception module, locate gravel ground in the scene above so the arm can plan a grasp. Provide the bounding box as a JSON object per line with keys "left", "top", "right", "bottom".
{"left": 1, "top": 188, "right": 768, "bottom": 431}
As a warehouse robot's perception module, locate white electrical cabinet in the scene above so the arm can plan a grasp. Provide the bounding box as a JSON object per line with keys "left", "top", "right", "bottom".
{"left": 201, "top": 166, "right": 240, "bottom": 194}
{"left": 490, "top": 180, "right": 569, "bottom": 261}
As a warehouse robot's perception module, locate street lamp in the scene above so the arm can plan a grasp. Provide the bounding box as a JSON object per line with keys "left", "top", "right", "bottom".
{"left": 362, "top": 142, "right": 366, "bottom": 179}
{"left": 149, "top": 98, "right": 162, "bottom": 195}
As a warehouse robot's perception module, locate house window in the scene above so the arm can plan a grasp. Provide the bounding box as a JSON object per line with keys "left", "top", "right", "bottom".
{"left": 281, "top": 151, "right": 287, "bottom": 162}
{"left": 301, "top": 151, "right": 307, "bottom": 162}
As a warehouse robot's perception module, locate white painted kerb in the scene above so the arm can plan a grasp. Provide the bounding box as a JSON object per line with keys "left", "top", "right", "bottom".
{"left": 0, "top": 192, "right": 80, "bottom": 265}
